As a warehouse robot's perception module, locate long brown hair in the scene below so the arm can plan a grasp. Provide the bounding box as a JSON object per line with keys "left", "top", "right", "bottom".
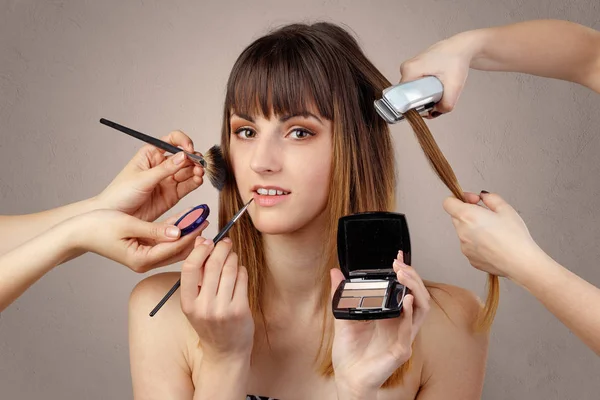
{"left": 217, "top": 22, "right": 496, "bottom": 387}
{"left": 404, "top": 109, "right": 499, "bottom": 330}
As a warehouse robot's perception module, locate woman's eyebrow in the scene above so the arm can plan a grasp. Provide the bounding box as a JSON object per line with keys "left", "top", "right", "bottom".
{"left": 279, "top": 112, "right": 323, "bottom": 124}
{"left": 231, "top": 113, "right": 255, "bottom": 122}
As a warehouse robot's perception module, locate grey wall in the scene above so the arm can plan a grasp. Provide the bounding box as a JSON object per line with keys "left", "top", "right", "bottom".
{"left": 1, "top": 1, "right": 599, "bottom": 399}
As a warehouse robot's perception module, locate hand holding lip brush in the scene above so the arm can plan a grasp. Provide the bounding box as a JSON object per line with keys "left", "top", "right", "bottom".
{"left": 149, "top": 198, "right": 254, "bottom": 317}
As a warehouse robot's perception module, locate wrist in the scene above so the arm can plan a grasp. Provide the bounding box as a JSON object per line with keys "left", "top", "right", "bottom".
{"left": 508, "top": 246, "right": 560, "bottom": 290}
{"left": 335, "top": 380, "right": 377, "bottom": 400}
{"left": 59, "top": 214, "right": 93, "bottom": 258}
{"left": 47, "top": 218, "right": 88, "bottom": 264}
{"left": 196, "top": 353, "right": 251, "bottom": 399}
{"left": 452, "top": 28, "right": 491, "bottom": 69}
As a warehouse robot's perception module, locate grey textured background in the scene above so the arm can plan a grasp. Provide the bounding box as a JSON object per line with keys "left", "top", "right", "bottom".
{"left": 1, "top": 1, "right": 599, "bottom": 399}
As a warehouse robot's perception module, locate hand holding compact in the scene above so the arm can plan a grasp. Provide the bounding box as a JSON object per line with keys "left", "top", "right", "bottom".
{"left": 330, "top": 251, "right": 430, "bottom": 394}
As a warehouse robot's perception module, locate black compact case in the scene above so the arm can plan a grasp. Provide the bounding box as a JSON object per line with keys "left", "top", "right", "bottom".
{"left": 332, "top": 212, "right": 411, "bottom": 320}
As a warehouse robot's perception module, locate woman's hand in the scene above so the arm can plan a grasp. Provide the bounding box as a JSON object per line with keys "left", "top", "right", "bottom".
{"left": 331, "top": 251, "right": 431, "bottom": 397}
{"left": 180, "top": 237, "right": 254, "bottom": 363}
{"left": 73, "top": 208, "right": 207, "bottom": 273}
{"left": 443, "top": 191, "right": 543, "bottom": 279}
{"left": 95, "top": 130, "right": 204, "bottom": 222}
{"left": 399, "top": 32, "right": 479, "bottom": 116}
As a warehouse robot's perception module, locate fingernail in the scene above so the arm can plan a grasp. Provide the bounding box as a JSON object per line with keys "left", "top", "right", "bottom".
{"left": 431, "top": 111, "right": 442, "bottom": 118}
{"left": 173, "top": 152, "right": 186, "bottom": 165}
{"left": 223, "top": 237, "right": 232, "bottom": 243}
{"left": 166, "top": 226, "right": 180, "bottom": 238}
{"left": 203, "top": 238, "right": 213, "bottom": 245}
{"left": 481, "top": 190, "right": 489, "bottom": 194}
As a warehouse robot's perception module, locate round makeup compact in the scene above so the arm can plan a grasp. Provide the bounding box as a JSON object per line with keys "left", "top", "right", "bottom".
{"left": 175, "top": 204, "right": 210, "bottom": 236}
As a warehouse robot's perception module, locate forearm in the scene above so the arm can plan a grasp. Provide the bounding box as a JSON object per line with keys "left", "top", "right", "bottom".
{"left": 0, "top": 196, "right": 100, "bottom": 256}
{"left": 0, "top": 219, "right": 81, "bottom": 312}
{"left": 459, "top": 19, "right": 600, "bottom": 92}
{"left": 193, "top": 356, "right": 250, "bottom": 400}
{"left": 511, "top": 249, "right": 600, "bottom": 355}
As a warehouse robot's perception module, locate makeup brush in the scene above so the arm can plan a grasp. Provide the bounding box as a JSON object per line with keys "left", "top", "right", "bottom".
{"left": 99, "top": 118, "right": 227, "bottom": 191}
{"left": 149, "top": 197, "right": 254, "bottom": 317}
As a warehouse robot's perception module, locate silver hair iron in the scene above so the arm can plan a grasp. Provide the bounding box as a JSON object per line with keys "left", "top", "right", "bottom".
{"left": 374, "top": 76, "right": 443, "bottom": 123}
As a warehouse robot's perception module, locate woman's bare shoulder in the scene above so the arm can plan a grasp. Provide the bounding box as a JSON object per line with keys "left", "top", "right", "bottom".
{"left": 422, "top": 280, "right": 485, "bottom": 329}
{"left": 415, "top": 281, "right": 490, "bottom": 388}
{"left": 129, "top": 272, "right": 199, "bottom": 357}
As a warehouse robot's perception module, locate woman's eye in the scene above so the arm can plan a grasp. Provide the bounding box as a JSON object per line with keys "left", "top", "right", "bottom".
{"left": 289, "top": 128, "right": 314, "bottom": 140}
{"left": 234, "top": 128, "right": 256, "bottom": 139}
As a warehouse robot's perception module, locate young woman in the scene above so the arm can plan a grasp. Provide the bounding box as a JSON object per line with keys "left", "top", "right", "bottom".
{"left": 129, "top": 22, "right": 489, "bottom": 399}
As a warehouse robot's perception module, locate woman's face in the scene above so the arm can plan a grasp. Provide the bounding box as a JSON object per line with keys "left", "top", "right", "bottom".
{"left": 229, "top": 108, "right": 333, "bottom": 235}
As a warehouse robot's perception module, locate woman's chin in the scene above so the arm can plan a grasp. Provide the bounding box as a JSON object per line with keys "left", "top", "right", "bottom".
{"left": 251, "top": 216, "right": 307, "bottom": 236}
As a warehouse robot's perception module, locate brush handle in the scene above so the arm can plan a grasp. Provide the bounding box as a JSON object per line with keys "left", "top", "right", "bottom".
{"left": 100, "top": 118, "right": 184, "bottom": 155}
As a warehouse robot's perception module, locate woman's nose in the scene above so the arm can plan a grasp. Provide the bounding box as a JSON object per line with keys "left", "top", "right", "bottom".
{"left": 249, "top": 136, "right": 283, "bottom": 174}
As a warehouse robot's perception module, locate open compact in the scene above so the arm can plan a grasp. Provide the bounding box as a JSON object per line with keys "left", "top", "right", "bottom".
{"left": 175, "top": 204, "right": 210, "bottom": 236}
{"left": 332, "top": 211, "right": 411, "bottom": 320}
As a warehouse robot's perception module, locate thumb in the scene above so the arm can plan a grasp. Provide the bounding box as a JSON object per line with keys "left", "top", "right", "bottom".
{"left": 480, "top": 191, "right": 512, "bottom": 213}
{"left": 330, "top": 268, "right": 346, "bottom": 300}
{"left": 126, "top": 217, "right": 182, "bottom": 242}
{"left": 138, "top": 152, "right": 188, "bottom": 189}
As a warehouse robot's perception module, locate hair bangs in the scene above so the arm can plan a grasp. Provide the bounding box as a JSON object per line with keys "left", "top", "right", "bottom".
{"left": 225, "top": 35, "right": 334, "bottom": 121}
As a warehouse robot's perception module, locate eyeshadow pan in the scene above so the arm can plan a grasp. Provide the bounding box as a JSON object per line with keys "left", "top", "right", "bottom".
{"left": 337, "top": 297, "right": 361, "bottom": 309}
{"left": 344, "top": 281, "right": 389, "bottom": 289}
{"left": 360, "top": 297, "right": 384, "bottom": 308}
{"left": 341, "top": 289, "right": 387, "bottom": 297}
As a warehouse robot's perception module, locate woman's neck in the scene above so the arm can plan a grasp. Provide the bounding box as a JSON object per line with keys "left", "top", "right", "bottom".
{"left": 261, "top": 217, "right": 330, "bottom": 319}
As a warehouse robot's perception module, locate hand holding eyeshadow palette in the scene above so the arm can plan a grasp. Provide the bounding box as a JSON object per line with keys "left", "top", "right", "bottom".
{"left": 332, "top": 212, "right": 411, "bottom": 320}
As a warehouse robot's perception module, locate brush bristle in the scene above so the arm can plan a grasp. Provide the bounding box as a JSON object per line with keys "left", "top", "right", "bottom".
{"left": 203, "top": 145, "right": 227, "bottom": 191}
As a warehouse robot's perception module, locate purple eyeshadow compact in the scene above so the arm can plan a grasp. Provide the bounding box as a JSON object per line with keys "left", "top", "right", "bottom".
{"left": 332, "top": 211, "right": 411, "bottom": 320}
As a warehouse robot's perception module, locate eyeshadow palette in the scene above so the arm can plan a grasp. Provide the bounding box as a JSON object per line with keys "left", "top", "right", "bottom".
{"left": 332, "top": 212, "right": 411, "bottom": 320}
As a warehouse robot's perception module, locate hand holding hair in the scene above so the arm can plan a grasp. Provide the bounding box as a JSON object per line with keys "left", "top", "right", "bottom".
{"left": 443, "top": 190, "right": 600, "bottom": 356}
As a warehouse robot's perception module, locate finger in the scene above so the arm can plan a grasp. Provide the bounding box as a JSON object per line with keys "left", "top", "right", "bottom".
{"left": 394, "top": 250, "right": 404, "bottom": 272}
{"left": 231, "top": 265, "right": 250, "bottom": 308}
{"left": 199, "top": 239, "right": 233, "bottom": 301}
{"left": 131, "top": 222, "right": 207, "bottom": 272}
{"left": 398, "top": 294, "right": 415, "bottom": 341}
{"left": 176, "top": 176, "right": 203, "bottom": 199}
{"left": 479, "top": 191, "right": 513, "bottom": 214}
{"left": 126, "top": 217, "right": 182, "bottom": 242}
{"left": 160, "top": 130, "right": 195, "bottom": 153}
{"left": 463, "top": 192, "right": 481, "bottom": 205}
{"left": 398, "top": 60, "right": 427, "bottom": 83}
{"left": 173, "top": 165, "right": 195, "bottom": 183}
{"left": 180, "top": 237, "right": 214, "bottom": 310}
{"left": 193, "top": 165, "right": 205, "bottom": 178}
{"left": 394, "top": 262, "right": 428, "bottom": 310}
{"left": 435, "top": 80, "right": 462, "bottom": 114}
{"left": 442, "top": 196, "right": 470, "bottom": 218}
{"left": 138, "top": 151, "right": 189, "bottom": 189}
{"left": 216, "top": 251, "right": 239, "bottom": 303}
{"left": 330, "top": 268, "right": 346, "bottom": 300}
